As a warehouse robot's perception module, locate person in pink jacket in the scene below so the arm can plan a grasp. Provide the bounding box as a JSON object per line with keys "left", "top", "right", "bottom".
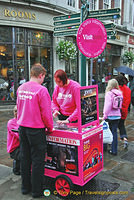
{"left": 52, "top": 69, "right": 80, "bottom": 124}
{"left": 7, "top": 105, "right": 20, "bottom": 175}
{"left": 17, "top": 63, "right": 53, "bottom": 198}
{"left": 103, "top": 79, "right": 123, "bottom": 155}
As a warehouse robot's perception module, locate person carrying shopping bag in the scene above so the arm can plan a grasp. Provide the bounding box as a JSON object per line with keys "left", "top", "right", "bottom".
{"left": 103, "top": 79, "right": 123, "bottom": 155}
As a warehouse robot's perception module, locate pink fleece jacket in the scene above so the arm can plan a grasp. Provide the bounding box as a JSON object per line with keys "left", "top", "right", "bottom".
{"left": 7, "top": 118, "right": 19, "bottom": 153}
{"left": 17, "top": 81, "right": 53, "bottom": 131}
{"left": 103, "top": 89, "right": 123, "bottom": 120}
{"left": 52, "top": 80, "right": 80, "bottom": 122}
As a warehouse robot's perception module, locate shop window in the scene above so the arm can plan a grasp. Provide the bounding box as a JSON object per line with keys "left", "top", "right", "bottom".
{"left": 16, "top": 28, "right": 25, "bottom": 44}
{"left": 28, "top": 30, "right": 51, "bottom": 47}
{"left": 0, "top": 44, "right": 13, "bottom": 101}
{"left": 16, "top": 45, "right": 26, "bottom": 88}
{"left": 0, "top": 27, "right": 53, "bottom": 103}
{"left": 67, "top": 0, "right": 75, "bottom": 7}
{"left": 29, "top": 45, "right": 52, "bottom": 94}
{"left": 104, "top": 0, "right": 109, "bottom": 9}
{"left": 0, "top": 27, "right": 12, "bottom": 43}
{"left": 89, "top": 0, "right": 96, "bottom": 10}
{"left": 114, "top": 0, "right": 120, "bottom": 8}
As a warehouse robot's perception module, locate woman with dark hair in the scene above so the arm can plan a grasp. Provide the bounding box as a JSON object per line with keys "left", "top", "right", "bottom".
{"left": 52, "top": 69, "right": 80, "bottom": 124}
{"left": 116, "top": 74, "right": 131, "bottom": 148}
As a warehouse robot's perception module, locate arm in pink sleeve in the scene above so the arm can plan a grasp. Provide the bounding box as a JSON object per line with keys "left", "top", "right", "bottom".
{"left": 7, "top": 123, "right": 19, "bottom": 139}
{"left": 52, "top": 86, "right": 60, "bottom": 113}
{"left": 68, "top": 86, "right": 80, "bottom": 122}
{"left": 39, "top": 89, "right": 53, "bottom": 131}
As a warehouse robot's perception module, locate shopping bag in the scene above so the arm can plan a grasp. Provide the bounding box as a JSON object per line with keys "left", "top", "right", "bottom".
{"left": 100, "top": 121, "right": 113, "bottom": 144}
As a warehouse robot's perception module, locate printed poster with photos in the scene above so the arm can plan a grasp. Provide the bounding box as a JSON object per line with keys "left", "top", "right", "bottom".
{"left": 80, "top": 87, "right": 97, "bottom": 125}
{"left": 83, "top": 131, "right": 103, "bottom": 182}
{"left": 45, "top": 140, "right": 78, "bottom": 176}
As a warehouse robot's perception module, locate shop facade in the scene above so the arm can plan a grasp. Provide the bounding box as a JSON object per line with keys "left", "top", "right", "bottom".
{"left": 0, "top": 3, "right": 56, "bottom": 104}
{"left": 0, "top": 2, "right": 80, "bottom": 104}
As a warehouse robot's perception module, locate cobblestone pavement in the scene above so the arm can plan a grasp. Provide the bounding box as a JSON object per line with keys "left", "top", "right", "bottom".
{"left": 0, "top": 102, "right": 134, "bottom": 200}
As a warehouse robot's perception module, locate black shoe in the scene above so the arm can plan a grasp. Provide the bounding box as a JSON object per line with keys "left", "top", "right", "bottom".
{"left": 32, "top": 192, "right": 44, "bottom": 198}
{"left": 22, "top": 189, "right": 31, "bottom": 195}
{"left": 13, "top": 170, "right": 20, "bottom": 175}
{"left": 108, "top": 150, "right": 117, "bottom": 156}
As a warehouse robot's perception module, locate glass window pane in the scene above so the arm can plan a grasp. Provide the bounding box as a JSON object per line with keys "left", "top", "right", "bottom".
{"left": 16, "top": 45, "right": 26, "bottom": 88}
{"left": 0, "top": 27, "right": 12, "bottom": 43}
{"left": 0, "top": 44, "right": 13, "bottom": 100}
{"left": 28, "top": 30, "right": 51, "bottom": 47}
{"left": 15, "top": 28, "right": 25, "bottom": 44}
{"left": 29, "top": 46, "right": 52, "bottom": 94}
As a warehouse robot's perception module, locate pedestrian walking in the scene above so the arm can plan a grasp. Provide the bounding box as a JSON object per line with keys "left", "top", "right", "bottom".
{"left": 7, "top": 105, "right": 20, "bottom": 175}
{"left": 17, "top": 63, "right": 53, "bottom": 198}
{"left": 103, "top": 79, "right": 123, "bottom": 155}
{"left": 116, "top": 74, "right": 131, "bottom": 149}
{"left": 52, "top": 69, "right": 80, "bottom": 124}
{"left": 128, "top": 75, "right": 134, "bottom": 112}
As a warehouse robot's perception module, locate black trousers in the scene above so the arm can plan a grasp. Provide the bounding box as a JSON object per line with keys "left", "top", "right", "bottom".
{"left": 19, "top": 126, "right": 46, "bottom": 195}
{"left": 10, "top": 147, "right": 20, "bottom": 173}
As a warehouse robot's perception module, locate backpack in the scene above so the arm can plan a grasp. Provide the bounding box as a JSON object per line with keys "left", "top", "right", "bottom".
{"left": 112, "top": 92, "right": 123, "bottom": 109}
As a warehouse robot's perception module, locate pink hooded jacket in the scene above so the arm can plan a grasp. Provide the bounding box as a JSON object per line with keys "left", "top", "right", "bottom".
{"left": 103, "top": 89, "right": 123, "bottom": 120}
{"left": 7, "top": 118, "right": 19, "bottom": 153}
{"left": 17, "top": 81, "right": 53, "bottom": 131}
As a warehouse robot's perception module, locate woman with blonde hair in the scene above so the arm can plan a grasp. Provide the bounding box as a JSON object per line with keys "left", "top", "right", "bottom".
{"left": 103, "top": 79, "right": 123, "bottom": 155}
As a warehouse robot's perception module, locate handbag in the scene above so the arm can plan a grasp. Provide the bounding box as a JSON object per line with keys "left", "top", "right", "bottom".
{"left": 100, "top": 120, "right": 113, "bottom": 144}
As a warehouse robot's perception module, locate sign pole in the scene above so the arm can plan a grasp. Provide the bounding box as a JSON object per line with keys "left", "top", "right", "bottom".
{"left": 81, "top": 2, "right": 87, "bottom": 86}
{"left": 90, "top": 58, "right": 93, "bottom": 85}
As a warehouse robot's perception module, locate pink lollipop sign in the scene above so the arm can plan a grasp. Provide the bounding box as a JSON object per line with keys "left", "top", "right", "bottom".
{"left": 77, "top": 18, "right": 107, "bottom": 58}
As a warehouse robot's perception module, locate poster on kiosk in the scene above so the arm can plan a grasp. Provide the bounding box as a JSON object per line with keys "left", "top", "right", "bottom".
{"left": 45, "top": 85, "right": 103, "bottom": 186}
{"left": 78, "top": 85, "right": 103, "bottom": 183}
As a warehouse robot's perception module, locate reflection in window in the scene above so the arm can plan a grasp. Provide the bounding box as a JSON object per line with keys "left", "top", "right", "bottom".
{"left": 16, "top": 45, "right": 26, "bottom": 88}
{"left": 28, "top": 30, "right": 51, "bottom": 46}
{"left": 0, "top": 45, "right": 13, "bottom": 100}
{"left": 0, "top": 27, "right": 12, "bottom": 43}
{"left": 16, "top": 28, "right": 25, "bottom": 44}
{"left": 29, "top": 46, "right": 52, "bottom": 94}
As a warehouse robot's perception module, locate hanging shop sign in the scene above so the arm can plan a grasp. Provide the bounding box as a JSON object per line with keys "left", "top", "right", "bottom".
{"left": 77, "top": 18, "right": 107, "bottom": 58}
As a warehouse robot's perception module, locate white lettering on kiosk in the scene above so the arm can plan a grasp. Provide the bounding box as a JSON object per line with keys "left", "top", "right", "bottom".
{"left": 46, "top": 136, "right": 80, "bottom": 146}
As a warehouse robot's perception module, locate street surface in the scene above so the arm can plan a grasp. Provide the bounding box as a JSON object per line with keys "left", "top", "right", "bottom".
{"left": 0, "top": 100, "right": 134, "bottom": 199}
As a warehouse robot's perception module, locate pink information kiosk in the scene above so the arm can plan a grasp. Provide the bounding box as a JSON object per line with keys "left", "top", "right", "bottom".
{"left": 44, "top": 85, "right": 103, "bottom": 197}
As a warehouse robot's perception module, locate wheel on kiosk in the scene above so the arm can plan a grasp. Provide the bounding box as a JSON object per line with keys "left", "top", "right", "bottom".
{"left": 55, "top": 175, "right": 73, "bottom": 197}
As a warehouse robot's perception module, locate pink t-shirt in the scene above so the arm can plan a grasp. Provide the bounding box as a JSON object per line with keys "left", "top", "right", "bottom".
{"left": 17, "top": 81, "right": 53, "bottom": 131}
{"left": 52, "top": 80, "right": 80, "bottom": 122}
{"left": 7, "top": 118, "right": 19, "bottom": 153}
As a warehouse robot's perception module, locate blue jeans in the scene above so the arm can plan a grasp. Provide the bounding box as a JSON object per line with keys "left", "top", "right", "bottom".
{"left": 118, "top": 119, "right": 127, "bottom": 139}
{"left": 19, "top": 126, "right": 46, "bottom": 195}
{"left": 107, "top": 119, "right": 119, "bottom": 154}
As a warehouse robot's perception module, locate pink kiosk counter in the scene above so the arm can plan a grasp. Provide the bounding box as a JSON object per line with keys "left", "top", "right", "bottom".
{"left": 44, "top": 85, "right": 103, "bottom": 197}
